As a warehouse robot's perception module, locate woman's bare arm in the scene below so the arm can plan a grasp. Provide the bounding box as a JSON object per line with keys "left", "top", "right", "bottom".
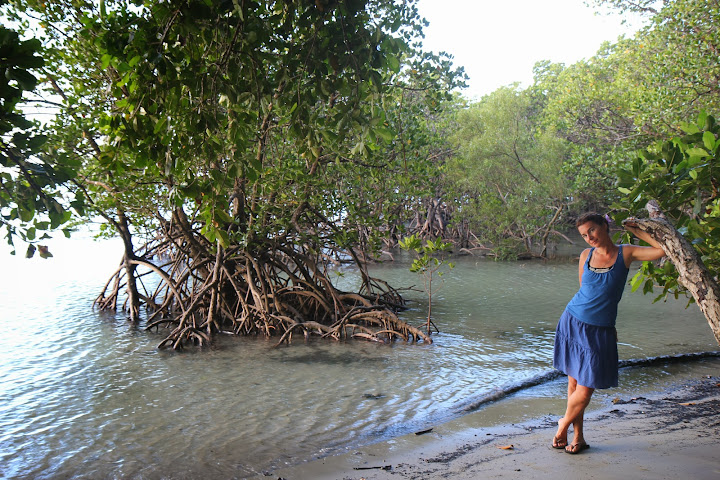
{"left": 623, "top": 219, "right": 666, "bottom": 263}
{"left": 578, "top": 248, "right": 590, "bottom": 285}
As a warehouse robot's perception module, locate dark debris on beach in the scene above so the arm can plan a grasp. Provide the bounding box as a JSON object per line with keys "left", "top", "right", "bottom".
{"left": 601, "top": 376, "right": 720, "bottom": 435}
{"left": 358, "top": 376, "right": 720, "bottom": 480}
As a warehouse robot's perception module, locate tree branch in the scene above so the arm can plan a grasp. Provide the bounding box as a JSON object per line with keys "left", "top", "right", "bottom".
{"left": 623, "top": 200, "right": 720, "bottom": 345}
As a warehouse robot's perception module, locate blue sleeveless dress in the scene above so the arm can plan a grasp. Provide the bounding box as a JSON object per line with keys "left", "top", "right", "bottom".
{"left": 553, "top": 245, "right": 629, "bottom": 389}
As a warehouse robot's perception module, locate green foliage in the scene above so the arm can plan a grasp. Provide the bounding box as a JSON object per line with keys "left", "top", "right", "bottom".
{"left": 580, "top": 0, "right": 720, "bottom": 139}
{"left": 512, "top": 0, "right": 718, "bottom": 229}
{"left": 614, "top": 111, "right": 720, "bottom": 301}
{"left": 531, "top": 43, "right": 649, "bottom": 214}
{"left": 588, "top": 0, "right": 664, "bottom": 15}
{"left": 399, "top": 233, "right": 454, "bottom": 275}
{"left": 4, "top": 0, "right": 465, "bottom": 264}
{"left": 615, "top": 0, "right": 720, "bottom": 137}
{"left": 398, "top": 233, "right": 454, "bottom": 332}
{"left": 0, "top": 24, "right": 79, "bottom": 255}
{"left": 444, "top": 86, "right": 569, "bottom": 258}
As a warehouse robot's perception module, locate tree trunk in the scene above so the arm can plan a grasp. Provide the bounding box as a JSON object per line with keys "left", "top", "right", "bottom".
{"left": 421, "top": 198, "right": 438, "bottom": 236}
{"left": 117, "top": 210, "right": 140, "bottom": 322}
{"left": 540, "top": 204, "right": 564, "bottom": 258}
{"left": 624, "top": 200, "right": 720, "bottom": 345}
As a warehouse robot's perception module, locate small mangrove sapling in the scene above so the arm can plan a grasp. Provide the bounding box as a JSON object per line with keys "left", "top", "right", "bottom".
{"left": 399, "top": 234, "right": 455, "bottom": 336}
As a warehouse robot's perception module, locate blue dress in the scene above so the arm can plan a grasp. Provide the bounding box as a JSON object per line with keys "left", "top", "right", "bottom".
{"left": 553, "top": 246, "right": 629, "bottom": 389}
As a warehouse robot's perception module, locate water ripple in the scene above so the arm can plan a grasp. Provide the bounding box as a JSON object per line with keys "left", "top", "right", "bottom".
{"left": 0, "top": 248, "right": 717, "bottom": 478}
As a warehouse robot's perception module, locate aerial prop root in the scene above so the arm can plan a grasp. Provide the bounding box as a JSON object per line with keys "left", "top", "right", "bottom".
{"left": 98, "top": 236, "right": 430, "bottom": 348}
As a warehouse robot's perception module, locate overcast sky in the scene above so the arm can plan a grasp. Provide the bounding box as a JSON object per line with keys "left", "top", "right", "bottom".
{"left": 416, "top": 0, "right": 646, "bottom": 100}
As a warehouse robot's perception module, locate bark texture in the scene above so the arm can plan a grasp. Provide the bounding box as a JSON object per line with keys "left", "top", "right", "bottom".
{"left": 623, "top": 200, "right": 720, "bottom": 345}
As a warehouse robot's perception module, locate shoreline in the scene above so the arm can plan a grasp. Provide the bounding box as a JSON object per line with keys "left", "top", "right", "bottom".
{"left": 269, "top": 373, "right": 720, "bottom": 479}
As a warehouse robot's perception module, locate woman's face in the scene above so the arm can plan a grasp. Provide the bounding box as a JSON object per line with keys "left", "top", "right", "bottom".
{"left": 577, "top": 221, "right": 608, "bottom": 247}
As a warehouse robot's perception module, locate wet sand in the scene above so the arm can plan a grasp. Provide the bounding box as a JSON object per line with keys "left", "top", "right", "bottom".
{"left": 269, "top": 375, "right": 720, "bottom": 479}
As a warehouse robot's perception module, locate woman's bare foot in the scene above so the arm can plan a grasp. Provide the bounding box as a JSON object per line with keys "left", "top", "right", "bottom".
{"left": 552, "top": 435, "right": 568, "bottom": 449}
{"left": 552, "top": 418, "right": 569, "bottom": 449}
{"left": 565, "top": 442, "right": 590, "bottom": 454}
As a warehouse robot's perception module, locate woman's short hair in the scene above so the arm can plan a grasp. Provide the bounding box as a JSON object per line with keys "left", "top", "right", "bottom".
{"left": 576, "top": 212, "right": 608, "bottom": 229}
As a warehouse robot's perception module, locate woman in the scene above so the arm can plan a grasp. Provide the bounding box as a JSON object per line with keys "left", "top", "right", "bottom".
{"left": 552, "top": 212, "right": 665, "bottom": 454}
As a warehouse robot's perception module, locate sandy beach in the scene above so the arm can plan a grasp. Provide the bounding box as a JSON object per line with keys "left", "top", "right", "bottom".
{"left": 269, "top": 374, "right": 720, "bottom": 479}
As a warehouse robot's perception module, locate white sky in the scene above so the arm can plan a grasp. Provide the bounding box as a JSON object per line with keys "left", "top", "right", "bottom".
{"left": 417, "top": 0, "right": 646, "bottom": 100}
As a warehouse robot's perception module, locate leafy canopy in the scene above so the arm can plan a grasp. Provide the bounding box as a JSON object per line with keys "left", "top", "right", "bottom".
{"left": 615, "top": 112, "right": 720, "bottom": 300}
{"left": 6, "top": 0, "right": 465, "bottom": 258}
{"left": 0, "top": 23, "right": 80, "bottom": 255}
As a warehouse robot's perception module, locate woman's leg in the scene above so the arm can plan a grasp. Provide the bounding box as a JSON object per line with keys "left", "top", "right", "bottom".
{"left": 554, "top": 376, "right": 593, "bottom": 448}
{"left": 553, "top": 377, "right": 573, "bottom": 448}
{"left": 567, "top": 377, "right": 588, "bottom": 447}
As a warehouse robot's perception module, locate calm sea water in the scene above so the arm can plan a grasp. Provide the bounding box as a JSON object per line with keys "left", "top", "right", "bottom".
{"left": 0, "top": 234, "right": 718, "bottom": 479}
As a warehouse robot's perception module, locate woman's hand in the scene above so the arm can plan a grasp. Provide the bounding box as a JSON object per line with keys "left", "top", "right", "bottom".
{"left": 623, "top": 217, "right": 665, "bottom": 262}
{"left": 623, "top": 217, "right": 649, "bottom": 238}
{"left": 623, "top": 219, "right": 642, "bottom": 238}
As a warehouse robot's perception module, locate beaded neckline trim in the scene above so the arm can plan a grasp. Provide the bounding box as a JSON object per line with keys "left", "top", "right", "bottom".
{"left": 588, "top": 264, "right": 613, "bottom": 273}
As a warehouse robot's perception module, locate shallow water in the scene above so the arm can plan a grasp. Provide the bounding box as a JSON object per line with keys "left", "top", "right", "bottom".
{"left": 0, "top": 236, "right": 717, "bottom": 479}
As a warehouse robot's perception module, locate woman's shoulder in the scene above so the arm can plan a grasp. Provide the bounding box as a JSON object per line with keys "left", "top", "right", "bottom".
{"left": 620, "top": 244, "right": 640, "bottom": 267}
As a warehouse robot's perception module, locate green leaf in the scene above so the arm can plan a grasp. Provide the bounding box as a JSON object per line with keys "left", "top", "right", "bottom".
{"left": 101, "top": 53, "right": 113, "bottom": 69}
{"left": 398, "top": 234, "right": 421, "bottom": 251}
{"left": 673, "top": 159, "right": 688, "bottom": 173}
{"left": 686, "top": 147, "right": 708, "bottom": 157}
{"left": 117, "top": 61, "right": 131, "bottom": 73}
{"left": 680, "top": 122, "right": 700, "bottom": 134}
{"left": 320, "top": 129, "right": 338, "bottom": 143}
{"left": 19, "top": 205, "right": 34, "bottom": 222}
{"left": 201, "top": 224, "right": 216, "bottom": 243}
{"left": 153, "top": 116, "right": 167, "bottom": 134}
{"left": 703, "top": 131, "right": 717, "bottom": 151}
{"left": 27, "top": 134, "right": 47, "bottom": 150}
{"left": 117, "top": 72, "right": 131, "bottom": 87}
{"left": 214, "top": 208, "right": 233, "bottom": 224}
{"left": 8, "top": 68, "right": 37, "bottom": 90}
{"left": 387, "top": 55, "right": 400, "bottom": 73}
{"left": 374, "top": 127, "right": 394, "bottom": 143}
{"left": 216, "top": 229, "right": 230, "bottom": 248}
{"left": 630, "top": 270, "right": 644, "bottom": 292}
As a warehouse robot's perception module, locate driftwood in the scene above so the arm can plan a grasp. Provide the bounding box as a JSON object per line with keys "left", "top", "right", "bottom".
{"left": 623, "top": 200, "right": 720, "bottom": 345}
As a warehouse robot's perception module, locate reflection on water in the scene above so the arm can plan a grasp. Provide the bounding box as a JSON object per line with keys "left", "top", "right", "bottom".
{"left": 0, "top": 237, "right": 717, "bottom": 479}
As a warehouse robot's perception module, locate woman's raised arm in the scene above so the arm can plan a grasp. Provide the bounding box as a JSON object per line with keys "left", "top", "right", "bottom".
{"left": 623, "top": 219, "right": 666, "bottom": 264}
